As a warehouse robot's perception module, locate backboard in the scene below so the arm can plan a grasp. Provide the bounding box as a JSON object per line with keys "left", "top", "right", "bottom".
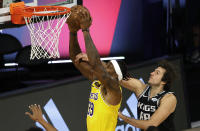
{"left": 0, "top": 0, "right": 80, "bottom": 29}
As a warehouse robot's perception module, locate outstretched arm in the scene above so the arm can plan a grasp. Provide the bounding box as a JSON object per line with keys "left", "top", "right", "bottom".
{"left": 68, "top": 32, "right": 95, "bottom": 80}
{"left": 25, "top": 104, "right": 57, "bottom": 131}
{"left": 67, "top": 5, "right": 95, "bottom": 80}
{"left": 120, "top": 78, "right": 146, "bottom": 98}
{"left": 118, "top": 111, "right": 154, "bottom": 130}
{"left": 67, "top": 6, "right": 82, "bottom": 61}
{"left": 83, "top": 31, "right": 119, "bottom": 90}
{"left": 69, "top": 32, "right": 82, "bottom": 62}
{"left": 83, "top": 31, "right": 101, "bottom": 67}
{"left": 79, "top": 7, "right": 120, "bottom": 98}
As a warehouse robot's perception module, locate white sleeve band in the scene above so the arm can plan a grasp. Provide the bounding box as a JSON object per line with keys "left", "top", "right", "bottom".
{"left": 110, "top": 60, "right": 123, "bottom": 81}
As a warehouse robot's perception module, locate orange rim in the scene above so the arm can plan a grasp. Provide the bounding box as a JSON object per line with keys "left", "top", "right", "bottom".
{"left": 23, "top": 6, "right": 71, "bottom": 18}
{"left": 10, "top": 2, "right": 71, "bottom": 24}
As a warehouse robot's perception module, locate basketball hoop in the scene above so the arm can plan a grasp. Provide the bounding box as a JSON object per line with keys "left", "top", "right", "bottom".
{"left": 10, "top": 2, "right": 71, "bottom": 60}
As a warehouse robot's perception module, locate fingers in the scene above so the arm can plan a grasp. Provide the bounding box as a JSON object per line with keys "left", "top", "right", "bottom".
{"left": 78, "top": 6, "right": 90, "bottom": 20}
{"left": 26, "top": 104, "right": 43, "bottom": 122}
{"left": 25, "top": 111, "right": 35, "bottom": 120}
{"left": 28, "top": 104, "right": 37, "bottom": 114}
{"left": 25, "top": 111, "right": 35, "bottom": 119}
{"left": 79, "top": 10, "right": 87, "bottom": 20}
{"left": 38, "top": 105, "right": 41, "bottom": 111}
{"left": 25, "top": 112, "right": 32, "bottom": 117}
{"left": 75, "top": 54, "right": 83, "bottom": 63}
{"left": 67, "top": 5, "right": 91, "bottom": 31}
{"left": 27, "top": 104, "right": 41, "bottom": 114}
{"left": 33, "top": 104, "right": 38, "bottom": 113}
{"left": 75, "top": 53, "right": 88, "bottom": 62}
{"left": 37, "top": 104, "right": 43, "bottom": 114}
{"left": 76, "top": 53, "right": 83, "bottom": 59}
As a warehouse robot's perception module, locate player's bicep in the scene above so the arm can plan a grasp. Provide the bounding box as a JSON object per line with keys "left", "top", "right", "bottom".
{"left": 149, "top": 94, "right": 177, "bottom": 126}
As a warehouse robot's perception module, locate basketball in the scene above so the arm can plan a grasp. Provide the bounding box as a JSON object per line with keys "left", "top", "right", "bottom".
{"left": 67, "top": 5, "right": 92, "bottom": 32}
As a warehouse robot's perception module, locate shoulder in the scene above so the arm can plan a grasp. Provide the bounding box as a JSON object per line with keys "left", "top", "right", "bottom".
{"left": 160, "top": 93, "right": 177, "bottom": 105}
{"left": 163, "top": 93, "right": 176, "bottom": 99}
{"left": 157, "top": 93, "right": 177, "bottom": 113}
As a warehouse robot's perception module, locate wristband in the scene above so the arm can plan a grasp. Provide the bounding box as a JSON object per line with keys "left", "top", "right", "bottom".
{"left": 70, "top": 32, "right": 77, "bottom": 36}
{"left": 82, "top": 28, "right": 89, "bottom": 32}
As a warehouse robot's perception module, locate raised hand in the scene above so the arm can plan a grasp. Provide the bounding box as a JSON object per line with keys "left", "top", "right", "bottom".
{"left": 66, "top": 5, "right": 92, "bottom": 32}
{"left": 75, "top": 53, "right": 89, "bottom": 63}
{"left": 25, "top": 104, "right": 43, "bottom": 122}
{"left": 78, "top": 6, "right": 92, "bottom": 30}
{"left": 66, "top": 6, "right": 81, "bottom": 33}
{"left": 25, "top": 104, "right": 58, "bottom": 131}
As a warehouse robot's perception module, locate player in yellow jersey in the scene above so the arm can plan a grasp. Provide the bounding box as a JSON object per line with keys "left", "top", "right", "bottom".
{"left": 66, "top": 5, "right": 129, "bottom": 131}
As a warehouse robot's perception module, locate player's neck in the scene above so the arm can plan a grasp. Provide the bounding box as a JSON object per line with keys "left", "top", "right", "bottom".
{"left": 150, "top": 85, "right": 164, "bottom": 98}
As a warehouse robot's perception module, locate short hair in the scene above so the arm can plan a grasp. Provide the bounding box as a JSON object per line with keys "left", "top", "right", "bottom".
{"left": 157, "top": 60, "right": 177, "bottom": 91}
{"left": 116, "top": 60, "right": 130, "bottom": 80}
{"left": 26, "top": 127, "right": 43, "bottom": 131}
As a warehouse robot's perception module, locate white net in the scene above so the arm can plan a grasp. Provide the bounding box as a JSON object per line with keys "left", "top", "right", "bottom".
{"left": 24, "top": 9, "right": 70, "bottom": 60}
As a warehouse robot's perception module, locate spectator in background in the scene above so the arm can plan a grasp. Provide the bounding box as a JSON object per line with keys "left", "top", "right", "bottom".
{"left": 186, "top": 0, "right": 200, "bottom": 63}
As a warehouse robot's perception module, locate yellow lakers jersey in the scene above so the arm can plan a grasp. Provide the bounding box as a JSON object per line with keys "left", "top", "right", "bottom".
{"left": 87, "top": 80, "right": 122, "bottom": 131}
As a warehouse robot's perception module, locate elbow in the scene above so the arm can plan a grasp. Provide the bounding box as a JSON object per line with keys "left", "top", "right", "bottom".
{"left": 141, "top": 120, "right": 158, "bottom": 131}
{"left": 148, "top": 121, "right": 159, "bottom": 127}
{"left": 143, "top": 121, "right": 159, "bottom": 130}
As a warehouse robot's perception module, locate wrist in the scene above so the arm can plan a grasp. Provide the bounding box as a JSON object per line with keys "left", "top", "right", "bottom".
{"left": 82, "top": 28, "right": 89, "bottom": 32}
{"left": 70, "top": 32, "right": 77, "bottom": 36}
{"left": 37, "top": 118, "right": 47, "bottom": 124}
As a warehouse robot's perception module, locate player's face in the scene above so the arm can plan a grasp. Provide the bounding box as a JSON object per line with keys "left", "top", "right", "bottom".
{"left": 148, "top": 67, "right": 166, "bottom": 86}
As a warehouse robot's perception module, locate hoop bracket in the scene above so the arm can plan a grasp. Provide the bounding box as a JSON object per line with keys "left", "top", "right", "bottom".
{"left": 9, "top": 2, "right": 71, "bottom": 60}
{"left": 10, "top": 2, "right": 26, "bottom": 24}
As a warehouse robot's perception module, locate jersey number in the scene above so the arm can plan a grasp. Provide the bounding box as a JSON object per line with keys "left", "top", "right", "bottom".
{"left": 87, "top": 101, "right": 94, "bottom": 116}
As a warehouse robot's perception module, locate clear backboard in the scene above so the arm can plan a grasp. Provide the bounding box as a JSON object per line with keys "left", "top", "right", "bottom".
{"left": 0, "top": 0, "right": 80, "bottom": 29}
